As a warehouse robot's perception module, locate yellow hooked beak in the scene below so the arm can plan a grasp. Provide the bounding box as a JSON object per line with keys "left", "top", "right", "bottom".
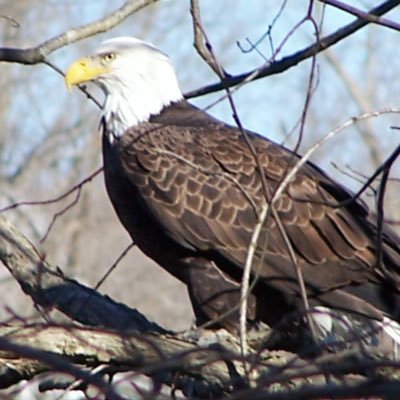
{"left": 64, "top": 57, "right": 110, "bottom": 90}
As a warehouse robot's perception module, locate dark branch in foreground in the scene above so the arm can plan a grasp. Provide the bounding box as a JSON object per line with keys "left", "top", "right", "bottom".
{"left": 1, "top": 211, "right": 400, "bottom": 397}
{"left": 184, "top": 0, "right": 400, "bottom": 99}
{"left": 1, "top": 324, "right": 400, "bottom": 399}
{"left": 0, "top": 325, "right": 246, "bottom": 396}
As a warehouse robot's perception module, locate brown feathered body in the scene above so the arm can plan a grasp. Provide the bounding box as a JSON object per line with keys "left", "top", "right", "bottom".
{"left": 103, "top": 100, "right": 400, "bottom": 345}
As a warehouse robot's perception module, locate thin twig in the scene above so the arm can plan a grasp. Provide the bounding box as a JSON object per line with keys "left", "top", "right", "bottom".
{"left": 272, "top": 109, "right": 400, "bottom": 204}
{"left": 269, "top": 3, "right": 320, "bottom": 345}
{"left": 190, "top": 0, "right": 257, "bottom": 376}
{"left": 375, "top": 165, "right": 391, "bottom": 269}
{"left": 40, "top": 186, "right": 82, "bottom": 243}
{"left": 0, "top": 167, "right": 103, "bottom": 213}
{"left": 44, "top": 59, "right": 102, "bottom": 108}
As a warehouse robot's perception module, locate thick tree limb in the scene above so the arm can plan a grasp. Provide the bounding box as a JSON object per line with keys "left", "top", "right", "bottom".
{"left": 185, "top": 0, "right": 400, "bottom": 99}
{"left": 0, "top": 0, "right": 158, "bottom": 65}
{"left": 0, "top": 214, "right": 164, "bottom": 333}
{"left": 0, "top": 331, "right": 126, "bottom": 400}
{"left": 1, "top": 204, "right": 400, "bottom": 397}
{"left": 0, "top": 325, "right": 244, "bottom": 395}
{"left": 1, "top": 324, "right": 400, "bottom": 398}
{"left": 0, "top": 214, "right": 251, "bottom": 395}
{"left": 0, "top": 214, "right": 266, "bottom": 396}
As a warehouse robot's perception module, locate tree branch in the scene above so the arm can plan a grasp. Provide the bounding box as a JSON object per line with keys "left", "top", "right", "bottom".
{"left": 184, "top": 0, "right": 400, "bottom": 99}
{"left": 0, "top": 330, "right": 126, "bottom": 400}
{"left": 1, "top": 324, "right": 400, "bottom": 398}
{"left": 1, "top": 197, "right": 400, "bottom": 397}
{"left": 0, "top": 325, "right": 243, "bottom": 396}
{"left": 319, "top": 0, "right": 400, "bottom": 32}
{"left": 0, "top": 0, "right": 159, "bottom": 65}
{"left": 0, "top": 214, "right": 165, "bottom": 333}
{"left": 0, "top": 214, "right": 262, "bottom": 396}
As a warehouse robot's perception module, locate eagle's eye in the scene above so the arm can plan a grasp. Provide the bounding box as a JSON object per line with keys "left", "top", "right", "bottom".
{"left": 101, "top": 52, "right": 116, "bottom": 64}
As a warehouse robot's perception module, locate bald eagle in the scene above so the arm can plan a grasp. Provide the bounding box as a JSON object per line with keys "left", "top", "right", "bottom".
{"left": 65, "top": 37, "right": 400, "bottom": 357}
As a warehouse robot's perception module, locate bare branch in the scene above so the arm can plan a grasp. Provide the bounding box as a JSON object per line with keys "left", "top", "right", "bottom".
{"left": 0, "top": 213, "right": 164, "bottom": 333}
{"left": 319, "top": 0, "right": 400, "bottom": 32}
{"left": 2, "top": 191, "right": 400, "bottom": 397}
{"left": 0, "top": 0, "right": 159, "bottom": 65}
{"left": 0, "top": 325, "right": 242, "bottom": 395}
{"left": 1, "top": 324, "right": 400, "bottom": 398}
{"left": 0, "top": 167, "right": 102, "bottom": 214}
{"left": 190, "top": 0, "right": 226, "bottom": 77}
{"left": 0, "top": 330, "right": 126, "bottom": 399}
{"left": 189, "top": 0, "right": 269, "bottom": 367}
{"left": 185, "top": 0, "right": 400, "bottom": 99}
{"left": 272, "top": 109, "right": 400, "bottom": 204}
{"left": 92, "top": 241, "right": 136, "bottom": 292}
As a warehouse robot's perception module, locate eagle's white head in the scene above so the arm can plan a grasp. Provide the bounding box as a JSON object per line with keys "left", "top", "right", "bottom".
{"left": 65, "top": 37, "right": 183, "bottom": 138}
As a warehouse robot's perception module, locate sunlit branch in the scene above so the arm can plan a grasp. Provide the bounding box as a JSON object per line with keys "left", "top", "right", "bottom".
{"left": 0, "top": 0, "right": 159, "bottom": 65}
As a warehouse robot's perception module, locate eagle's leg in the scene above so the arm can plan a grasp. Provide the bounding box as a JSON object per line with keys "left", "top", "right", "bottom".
{"left": 183, "top": 257, "right": 257, "bottom": 332}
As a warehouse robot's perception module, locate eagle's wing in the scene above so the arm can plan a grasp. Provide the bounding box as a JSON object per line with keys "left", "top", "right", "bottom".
{"left": 115, "top": 111, "right": 400, "bottom": 317}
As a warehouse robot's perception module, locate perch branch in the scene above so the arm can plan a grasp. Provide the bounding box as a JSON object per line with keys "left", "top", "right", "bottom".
{"left": 1, "top": 325, "right": 400, "bottom": 398}
{"left": 1, "top": 201, "right": 400, "bottom": 397}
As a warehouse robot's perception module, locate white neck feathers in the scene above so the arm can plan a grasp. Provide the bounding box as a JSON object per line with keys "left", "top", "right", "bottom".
{"left": 96, "top": 38, "right": 183, "bottom": 140}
